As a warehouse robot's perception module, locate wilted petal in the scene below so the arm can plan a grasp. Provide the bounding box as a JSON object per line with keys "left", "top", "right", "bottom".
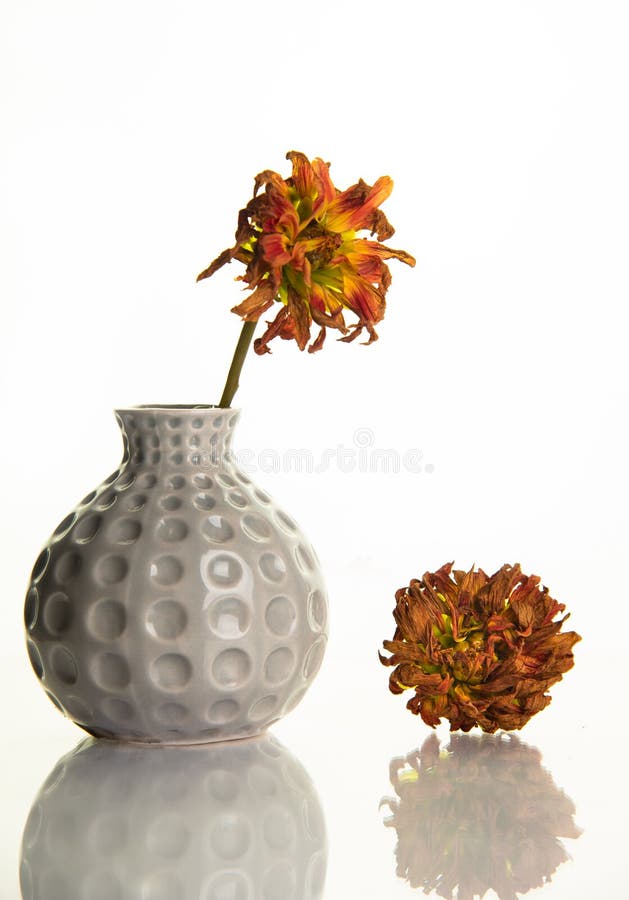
{"left": 341, "top": 270, "right": 385, "bottom": 322}
{"left": 196, "top": 247, "right": 235, "bottom": 282}
{"left": 286, "top": 287, "right": 311, "bottom": 351}
{"left": 350, "top": 238, "right": 416, "bottom": 269}
{"left": 326, "top": 176, "right": 394, "bottom": 234}
{"left": 253, "top": 306, "right": 294, "bottom": 355}
{"left": 253, "top": 168, "right": 284, "bottom": 197}
{"left": 231, "top": 280, "right": 276, "bottom": 321}
{"left": 286, "top": 150, "right": 317, "bottom": 199}
{"left": 308, "top": 326, "right": 326, "bottom": 353}
{"left": 311, "top": 157, "right": 336, "bottom": 214}
{"left": 310, "top": 287, "right": 348, "bottom": 333}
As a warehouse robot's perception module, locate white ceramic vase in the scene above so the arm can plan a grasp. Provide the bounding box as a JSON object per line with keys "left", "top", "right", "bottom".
{"left": 24, "top": 406, "right": 328, "bottom": 744}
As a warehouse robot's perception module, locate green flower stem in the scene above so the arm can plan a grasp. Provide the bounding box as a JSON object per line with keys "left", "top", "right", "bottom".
{"left": 218, "top": 319, "right": 257, "bottom": 409}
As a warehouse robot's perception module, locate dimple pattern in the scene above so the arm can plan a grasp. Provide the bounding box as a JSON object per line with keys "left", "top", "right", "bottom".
{"left": 20, "top": 734, "right": 327, "bottom": 900}
{"left": 24, "top": 407, "right": 328, "bottom": 743}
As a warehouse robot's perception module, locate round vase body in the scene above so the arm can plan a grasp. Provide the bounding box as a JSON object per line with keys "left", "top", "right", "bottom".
{"left": 24, "top": 407, "right": 328, "bottom": 743}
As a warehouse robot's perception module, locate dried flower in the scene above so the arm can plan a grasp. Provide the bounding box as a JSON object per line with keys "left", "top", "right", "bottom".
{"left": 197, "top": 150, "right": 415, "bottom": 354}
{"left": 380, "top": 562, "right": 581, "bottom": 732}
{"left": 381, "top": 733, "right": 581, "bottom": 899}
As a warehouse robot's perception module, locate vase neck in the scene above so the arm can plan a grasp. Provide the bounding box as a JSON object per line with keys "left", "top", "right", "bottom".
{"left": 115, "top": 407, "right": 240, "bottom": 470}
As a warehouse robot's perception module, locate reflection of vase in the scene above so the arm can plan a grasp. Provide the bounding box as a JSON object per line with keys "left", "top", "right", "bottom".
{"left": 382, "top": 733, "right": 581, "bottom": 899}
{"left": 20, "top": 733, "right": 327, "bottom": 900}
{"left": 24, "top": 406, "right": 328, "bottom": 743}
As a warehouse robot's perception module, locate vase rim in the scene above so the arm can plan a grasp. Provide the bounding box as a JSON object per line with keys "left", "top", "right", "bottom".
{"left": 115, "top": 405, "right": 240, "bottom": 413}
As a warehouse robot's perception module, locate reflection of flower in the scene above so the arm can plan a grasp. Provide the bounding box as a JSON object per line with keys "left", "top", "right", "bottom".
{"left": 382, "top": 733, "right": 582, "bottom": 899}
{"left": 380, "top": 563, "right": 581, "bottom": 732}
{"left": 197, "top": 151, "right": 415, "bottom": 354}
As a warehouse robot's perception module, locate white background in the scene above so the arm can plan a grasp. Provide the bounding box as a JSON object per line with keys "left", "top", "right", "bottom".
{"left": 1, "top": 1, "right": 628, "bottom": 897}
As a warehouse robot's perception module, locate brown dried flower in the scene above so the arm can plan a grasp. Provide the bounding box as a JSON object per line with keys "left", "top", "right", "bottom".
{"left": 379, "top": 562, "right": 581, "bottom": 732}
{"left": 381, "top": 733, "right": 582, "bottom": 899}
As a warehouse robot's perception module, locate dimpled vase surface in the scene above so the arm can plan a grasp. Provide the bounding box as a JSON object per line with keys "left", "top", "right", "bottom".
{"left": 24, "top": 406, "right": 328, "bottom": 744}
{"left": 20, "top": 733, "right": 327, "bottom": 900}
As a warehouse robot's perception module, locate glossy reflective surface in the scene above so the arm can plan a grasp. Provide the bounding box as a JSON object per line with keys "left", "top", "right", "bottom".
{"left": 381, "top": 733, "right": 581, "bottom": 898}
{"left": 20, "top": 734, "right": 326, "bottom": 900}
{"left": 4, "top": 642, "right": 625, "bottom": 899}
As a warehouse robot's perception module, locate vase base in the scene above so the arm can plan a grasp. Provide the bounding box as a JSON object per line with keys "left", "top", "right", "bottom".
{"left": 81, "top": 724, "right": 271, "bottom": 748}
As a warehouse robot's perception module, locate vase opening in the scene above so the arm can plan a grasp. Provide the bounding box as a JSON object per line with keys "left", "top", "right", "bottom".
{"left": 125, "top": 404, "right": 220, "bottom": 410}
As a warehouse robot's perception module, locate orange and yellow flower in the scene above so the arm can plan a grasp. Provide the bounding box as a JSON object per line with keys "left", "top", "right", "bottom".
{"left": 380, "top": 562, "right": 581, "bottom": 733}
{"left": 197, "top": 151, "right": 415, "bottom": 354}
